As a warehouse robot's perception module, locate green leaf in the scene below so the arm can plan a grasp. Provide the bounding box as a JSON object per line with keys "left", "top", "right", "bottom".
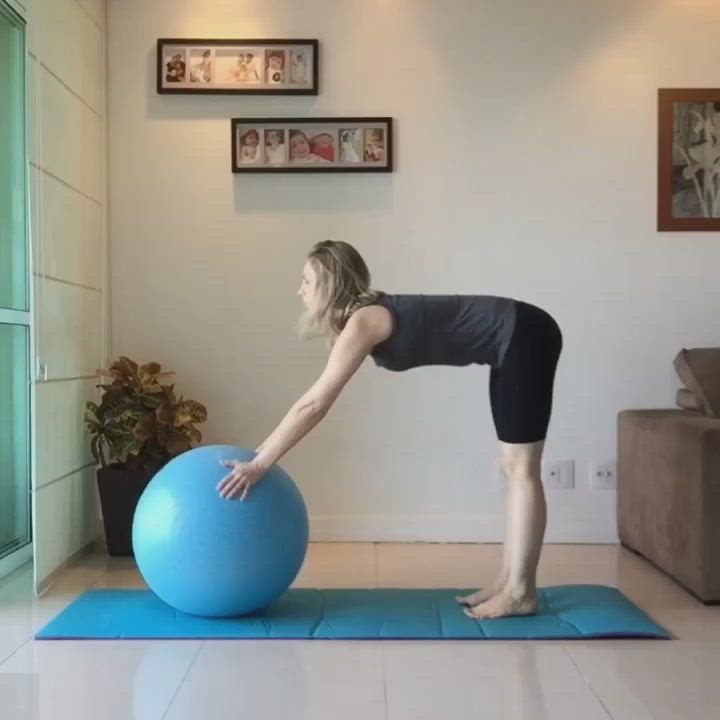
{"left": 84, "top": 402, "right": 100, "bottom": 425}
{"left": 155, "top": 404, "right": 173, "bottom": 426}
{"left": 141, "top": 394, "right": 165, "bottom": 410}
{"left": 133, "top": 416, "right": 156, "bottom": 442}
{"left": 84, "top": 354, "right": 207, "bottom": 470}
{"left": 166, "top": 430, "right": 190, "bottom": 456}
{"left": 179, "top": 399, "right": 208, "bottom": 424}
{"left": 138, "top": 362, "right": 162, "bottom": 385}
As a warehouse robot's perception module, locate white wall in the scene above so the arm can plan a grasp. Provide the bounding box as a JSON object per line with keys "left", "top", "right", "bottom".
{"left": 5, "top": 0, "right": 26, "bottom": 20}
{"left": 108, "top": 0, "right": 720, "bottom": 544}
{"left": 28, "top": 0, "right": 107, "bottom": 587}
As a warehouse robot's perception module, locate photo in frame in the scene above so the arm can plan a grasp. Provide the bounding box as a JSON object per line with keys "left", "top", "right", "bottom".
{"left": 231, "top": 117, "right": 393, "bottom": 173}
{"left": 157, "top": 39, "right": 318, "bottom": 95}
{"left": 658, "top": 88, "right": 720, "bottom": 231}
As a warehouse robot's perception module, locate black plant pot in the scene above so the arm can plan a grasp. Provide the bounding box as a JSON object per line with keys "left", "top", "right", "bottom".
{"left": 96, "top": 463, "right": 161, "bottom": 556}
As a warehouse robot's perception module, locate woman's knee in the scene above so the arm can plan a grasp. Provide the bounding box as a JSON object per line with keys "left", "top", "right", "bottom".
{"left": 498, "top": 441, "right": 543, "bottom": 482}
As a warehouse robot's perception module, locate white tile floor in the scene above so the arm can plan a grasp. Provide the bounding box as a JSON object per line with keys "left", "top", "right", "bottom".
{"left": 1, "top": 542, "right": 719, "bottom": 719}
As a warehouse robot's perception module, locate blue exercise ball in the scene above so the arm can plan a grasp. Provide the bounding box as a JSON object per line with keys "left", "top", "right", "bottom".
{"left": 132, "top": 444, "right": 308, "bottom": 617}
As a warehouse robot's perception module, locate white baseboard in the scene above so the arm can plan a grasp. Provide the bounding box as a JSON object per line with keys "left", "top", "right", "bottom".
{"left": 0, "top": 543, "right": 33, "bottom": 584}
{"left": 34, "top": 538, "right": 98, "bottom": 596}
{"left": 310, "top": 515, "right": 618, "bottom": 543}
{"left": 310, "top": 493, "right": 619, "bottom": 544}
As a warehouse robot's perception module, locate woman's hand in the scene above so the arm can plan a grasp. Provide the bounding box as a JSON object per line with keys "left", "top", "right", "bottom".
{"left": 217, "top": 460, "right": 266, "bottom": 501}
{"left": 213, "top": 310, "right": 381, "bottom": 502}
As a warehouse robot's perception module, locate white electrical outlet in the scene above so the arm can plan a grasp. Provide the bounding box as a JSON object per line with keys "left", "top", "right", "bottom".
{"left": 35, "top": 357, "right": 47, "bottom": 381}
{"left": 590, "top": 462, "right": 617, "bottom": 490}
{"left": 541, "top": 459, "right": 575, "bottom": 489}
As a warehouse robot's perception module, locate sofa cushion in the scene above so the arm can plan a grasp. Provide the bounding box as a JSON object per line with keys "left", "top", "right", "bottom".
{"left": 674, "top": 348, "right": 720, "bottom": 417}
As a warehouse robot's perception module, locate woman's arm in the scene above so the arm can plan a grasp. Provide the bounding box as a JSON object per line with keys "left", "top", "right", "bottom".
{"left": 219, "top": 309, "right": 386, "bottom": 499}
{"left": 253, "top": 312, "right": 379, "bottom": 470}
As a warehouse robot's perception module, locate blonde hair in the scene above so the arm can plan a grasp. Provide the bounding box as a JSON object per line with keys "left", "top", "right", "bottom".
{"left": 299, "top": 240, "right": 382, "bottom": 341}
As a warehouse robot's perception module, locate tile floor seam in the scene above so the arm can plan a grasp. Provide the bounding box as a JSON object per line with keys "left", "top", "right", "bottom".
{"left": 561, "top": 644, "right": 614, "bottom": 720}
{"left": 380, "top": 642, "right": 389, "bottom": 720}
{"left": 160, "top": 640, "right": 205, "bottom": 719}
{"left": 0, "top": 634, "right": 33, "bottom": 668}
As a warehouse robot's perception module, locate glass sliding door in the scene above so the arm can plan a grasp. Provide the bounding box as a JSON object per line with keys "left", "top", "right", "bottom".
{"left": 0, "top": 325, "right": 30, "bottom": 557}
{"left": 0, "top": 1, "right": 31, "bottom": 563}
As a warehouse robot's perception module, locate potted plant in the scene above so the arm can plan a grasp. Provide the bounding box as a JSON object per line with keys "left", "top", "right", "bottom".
{"left": 84, "top": 356, "right": 207, "bottom": 556}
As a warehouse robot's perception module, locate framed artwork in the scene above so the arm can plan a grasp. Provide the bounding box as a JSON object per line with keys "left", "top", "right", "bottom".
{"left": 231, "top": 117, "right": 393, "bottom": 173}
{"left": 658, "top": 88, "right": 720, "bottom": 231}
{"left": 157, "top": 38, "right": 318, "bottom": 95}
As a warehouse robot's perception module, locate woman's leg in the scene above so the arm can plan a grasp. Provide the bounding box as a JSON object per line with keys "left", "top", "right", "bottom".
{"left": 455, "top": 457, "right": 511, "bottom": 606}
{"left": 499, "top": 440, "right": 546, "bottom": 596}
{"left": 458, "top": 301, "right": 562, "bottom": 619}
{"left": 455, "top": 509, "right": 510, "bottom": 606}
{"left": 456, "top": 360, "right": 514, "bottom": 607}
{"left": 462, "top": 440, "right": 546, "bottom": 618}
{"left": 456, "top": 440, "right": 545, "bottom": 609}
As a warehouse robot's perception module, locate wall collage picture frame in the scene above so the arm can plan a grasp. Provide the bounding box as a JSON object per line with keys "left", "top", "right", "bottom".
{"left": 157, "top": 38, "right": 394, "bottom": 174}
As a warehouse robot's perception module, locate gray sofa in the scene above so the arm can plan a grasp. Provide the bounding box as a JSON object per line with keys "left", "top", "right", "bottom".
{"left": 617, "top": 348, "right": 720, "bottom": 604}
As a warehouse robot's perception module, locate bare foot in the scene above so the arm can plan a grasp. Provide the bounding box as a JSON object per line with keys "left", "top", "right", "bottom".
{"left": 462, "top": 589, "right": 538, "bottom": 620}
{"left": 456, "top": 574, "right": 508, "bottom": 606}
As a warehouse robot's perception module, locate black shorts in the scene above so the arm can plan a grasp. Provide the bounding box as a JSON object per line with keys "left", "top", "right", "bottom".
{"left": 489, "top": 301, "right": 562, "bottom": 444}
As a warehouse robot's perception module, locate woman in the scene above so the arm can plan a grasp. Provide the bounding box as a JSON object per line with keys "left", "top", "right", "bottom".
{"left": 218, "top": 240, "right": 562, "bottom": 619}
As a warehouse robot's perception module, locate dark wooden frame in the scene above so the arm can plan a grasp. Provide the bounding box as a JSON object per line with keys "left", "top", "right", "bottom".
{"left": 157, "top": 38, "right": 319, "bottom": 95}
{"left": 231, "top": 117, "right": 394, "bottom": 173}
{"left": 658, "top": 88, "right": 720, "bottom": 231}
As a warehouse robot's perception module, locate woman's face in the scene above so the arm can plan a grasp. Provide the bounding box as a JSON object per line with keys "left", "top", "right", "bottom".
{"left": 298, "top": 261, "right": 322, "bottom": 311}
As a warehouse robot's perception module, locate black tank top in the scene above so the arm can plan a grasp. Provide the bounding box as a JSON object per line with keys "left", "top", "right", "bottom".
{"left": 368, "top": 294, "right": 517, "bottom": 371}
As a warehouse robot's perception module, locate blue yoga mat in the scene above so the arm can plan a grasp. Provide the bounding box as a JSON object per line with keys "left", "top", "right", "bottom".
{"left": 35, "top": 585, "right": 669, "bottom": 640}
